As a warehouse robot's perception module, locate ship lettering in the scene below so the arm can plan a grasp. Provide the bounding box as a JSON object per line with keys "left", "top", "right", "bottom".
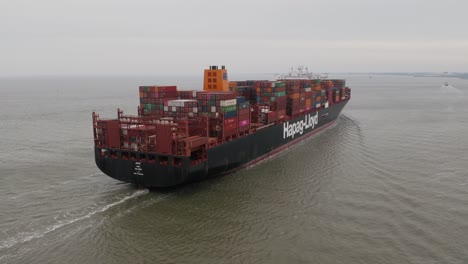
{"left": 283, "top": 113, "right": 318, "bottom": 139}
{"left": 134, "top": 162, "right": 144, "bottom": 176}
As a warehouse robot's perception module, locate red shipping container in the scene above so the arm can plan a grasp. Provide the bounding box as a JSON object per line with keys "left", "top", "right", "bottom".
{"left": 277, "top": 110, "right": 287, "bottom": 118}
{"left": 224, "top": 117, "right": 237, "bottom": 125}
{"left": 104, "top": 120, "right": 121, "bottom": 148}
{"left": 156, "top": 124, "right": 172, "bottom": 154}
{"left": 224, "top": 125, "right": 238, "bottom": 136}
{"left": 224, "top": 122, "right": 237, "bottom": 129}
{"left": 267, "top": 112, "right": 277, "bottom": 123}
{"left": 238, "top": 108, "right": 250, "bottom": 115}
{"left": 238, "top": 113, "right": 250, "bottom": 121}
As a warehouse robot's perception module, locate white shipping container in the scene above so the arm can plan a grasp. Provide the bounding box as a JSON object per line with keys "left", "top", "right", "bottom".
{"left": 211, "top": 106, "right": 216, "bottom": 113}
{"left": 164, "top": 106, "right": 168, "bottom": 111}
{"left": 167, "top": 99, "right": 197, "bottom": 107}
{"left": 167, "top": 100, "right": 176, "bottom": 107}
{"left": 220, "top": 99, "right": 237, "bottom": 107}
{"left": 304, "top": 87, "right": 311, "bottom": 92}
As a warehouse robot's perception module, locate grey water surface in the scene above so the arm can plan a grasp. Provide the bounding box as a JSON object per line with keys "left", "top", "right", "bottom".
{"left": 1, "top": 74, "right": 468, "bottom": 264}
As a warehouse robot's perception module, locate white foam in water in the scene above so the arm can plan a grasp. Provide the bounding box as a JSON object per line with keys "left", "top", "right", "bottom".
{"left": 439, "top": 84, "right": 464, "bottom": 112}
{"left": 440, "top": 84, "right": 464, "bottom": 96}
{"left": 0, "top": 189, "right": 148, "bottom": 251}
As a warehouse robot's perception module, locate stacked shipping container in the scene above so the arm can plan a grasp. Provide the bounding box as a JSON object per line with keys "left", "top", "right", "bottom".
{"left": 196, "top": 92, "right": 238, "bottom": 137}
{"left": 139, "top": 86, "right": 177, "bottom": 116}
{"left": 236, "top": 96, "right": 251, "bottom": 132}
{"left": 164, "top": 99, "right": 198, "bottom": 118}
{"left": 286, "top": 80, "right": 301, "bottom": 116}
{"left": 255, "top": 81, "right": 287, "bottom": 119}
{"left": 178, "top": 90, "right": 197, "bottom": 99}
{"left": 98, "top": 77, "right": 349, "bottom": 152}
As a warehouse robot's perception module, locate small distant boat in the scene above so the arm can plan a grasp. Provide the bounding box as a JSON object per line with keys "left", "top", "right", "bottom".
{"left": 443, "top": 82, "right": 450, "bottom": 87}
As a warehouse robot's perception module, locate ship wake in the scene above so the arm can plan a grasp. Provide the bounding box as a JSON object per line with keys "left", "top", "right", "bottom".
{"left": 0, "top": 189, "right": 148, "bottom": 251}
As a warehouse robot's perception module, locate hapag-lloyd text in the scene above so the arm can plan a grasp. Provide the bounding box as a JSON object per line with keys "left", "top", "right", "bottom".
{"left": 283, "top": 113, "right": 319, "bottom": 139}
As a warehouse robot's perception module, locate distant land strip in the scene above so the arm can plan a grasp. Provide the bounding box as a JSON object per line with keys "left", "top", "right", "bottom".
{"left": 362, "top": 72, "right": 468, "bottom": 80}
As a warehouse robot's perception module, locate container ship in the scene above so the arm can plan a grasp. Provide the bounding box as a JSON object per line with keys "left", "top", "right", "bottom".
{"left": 92, "top": 66, "right": 351, "bottom": 187}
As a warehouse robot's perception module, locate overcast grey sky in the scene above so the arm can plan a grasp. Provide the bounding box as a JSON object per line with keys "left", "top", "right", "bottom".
{"left": 1, "top": 0, "right": 467, "bottom": 76}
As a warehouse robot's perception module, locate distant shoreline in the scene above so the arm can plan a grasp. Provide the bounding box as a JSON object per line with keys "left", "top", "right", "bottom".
{"left": 363, "top": 72, "right": 468, "bottom": 80}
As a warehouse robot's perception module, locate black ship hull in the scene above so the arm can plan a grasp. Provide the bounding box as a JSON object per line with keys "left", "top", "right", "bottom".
{"left": 95, "top": 101, "right": 348, "bottom": 187}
